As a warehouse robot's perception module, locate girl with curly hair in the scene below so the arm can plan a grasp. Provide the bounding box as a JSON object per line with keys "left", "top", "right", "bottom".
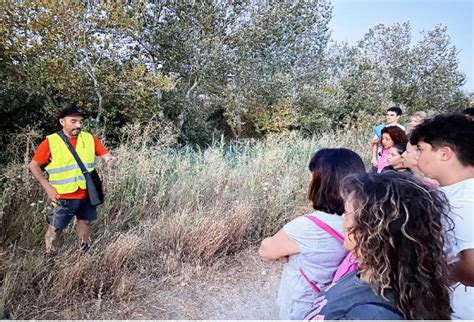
{"left": 376, "top": 126, "right": 408, "bottom": 173}
{"left": 305, "top": 171, "right": 453, "bottom": 320}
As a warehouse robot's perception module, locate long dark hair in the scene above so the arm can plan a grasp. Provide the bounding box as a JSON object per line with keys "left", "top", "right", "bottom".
{"left": 342, "top": 172, "right": 453, "bottom": 319}
{"left": 308, "top": 148, "right": 365, "bottom": 215}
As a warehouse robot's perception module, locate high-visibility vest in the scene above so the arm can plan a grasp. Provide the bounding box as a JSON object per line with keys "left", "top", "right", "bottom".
{"left": 45, "top": 131, "right": 95, "bottom": 194}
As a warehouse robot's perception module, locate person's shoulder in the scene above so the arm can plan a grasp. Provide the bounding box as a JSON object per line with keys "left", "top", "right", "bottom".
{"left": 80, "top": 131, "right": 101, "bottom": 143}
{"left": 283, "top": 215, "right": 313, "bottom": 230}
{"left": 381, "top": 166, "right": 395, "bottom": 173}
{"left": 284, "top": 212, "right": 341, "bottom": 236}
{"left": 442, "top": 178, "right": 474, "bottom": 201}
{"left": 87, "top": 132, "right": 103, "bottom": 142}
{"left": 79, "top": 131, "right": 94, "bottom": 137}
{"left": 37, "top": 135, "right": 55, "bottom": 148}
{"left": 32, "top": 136, "right": 53, "bottom": 163}
{"left": 395, "top": 123, "right": 406, "bottom": 131}
{"left": 373, "top": 124, "right": 385, "bottom": 137}
{"left": 310, "top": 211, "right": 343, "bottom": 227}
{"left": 45, "top": 132, "right": 59, "bottom": 139}
{"left": 318, "top": 273, "right": 403, "bottom": 320}
{"left": 344, "top": 303, "right": 403, "bottom": 320}
{"left": 459, "top": 178, "right": 474, "bottom": 190}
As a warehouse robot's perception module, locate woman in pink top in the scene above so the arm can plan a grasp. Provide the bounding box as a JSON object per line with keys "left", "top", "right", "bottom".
{"left": 377, "top": 126, "right": 408, "bottom": 173}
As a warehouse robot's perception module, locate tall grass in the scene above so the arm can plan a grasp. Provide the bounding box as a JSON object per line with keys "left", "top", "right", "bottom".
{"left": 0, "top": 123, "right": 371, "bottom": 318}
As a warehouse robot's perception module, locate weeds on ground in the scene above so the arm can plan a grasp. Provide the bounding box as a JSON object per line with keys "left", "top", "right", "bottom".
{"left": 0, "top": 123, "right": 372, "bottom": 318}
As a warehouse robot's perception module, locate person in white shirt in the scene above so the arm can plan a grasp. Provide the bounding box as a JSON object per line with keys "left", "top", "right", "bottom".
{"left": 409, "top": 113, "right": 474, "bottom": 320}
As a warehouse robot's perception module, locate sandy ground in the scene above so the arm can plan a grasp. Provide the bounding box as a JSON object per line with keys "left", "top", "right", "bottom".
{"left": 98, "top": 250, "right": 283, "bottom": 319}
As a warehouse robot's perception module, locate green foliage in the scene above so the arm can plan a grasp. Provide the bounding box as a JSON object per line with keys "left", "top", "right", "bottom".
{"left": 252, "top": 100, "right": 296, "bottom": 135}
{"left": 0, "top": 0, "right": 471, "bottom": 154}
{"left": 0, "top": 0, "right": 176, "bottom": 155}
{"left": 340, "top": 22, "right": 467, "bottom": 115}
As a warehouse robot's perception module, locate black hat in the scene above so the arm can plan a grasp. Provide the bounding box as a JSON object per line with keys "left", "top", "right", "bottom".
{"left": 59, "top": 107, "right": 86, "bottom": 119}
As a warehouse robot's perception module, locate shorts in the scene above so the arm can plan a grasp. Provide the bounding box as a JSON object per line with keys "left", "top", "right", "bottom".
{"left": 47, "top": 198, "right": 97, "bottom": 229}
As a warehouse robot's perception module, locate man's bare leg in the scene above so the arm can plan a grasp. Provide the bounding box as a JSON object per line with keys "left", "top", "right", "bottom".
{"left": 45, "top": 225, "right": 62, "bottom": 254}
{"left": 76, "top": 219, "right": 92, "bottom": 251}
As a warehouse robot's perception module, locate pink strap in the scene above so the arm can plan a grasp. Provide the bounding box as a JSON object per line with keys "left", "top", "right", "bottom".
{"left": 299, "top": 269, "right": 321, "bottom": 293}
{"left": 332, "top": 253, "right": 358, "bottom": 283}
{"left": 299, "top": 214, "right": 345, "bottom": 293}
{"left": 305, "top": 215, "right": 344, "bottom": 242}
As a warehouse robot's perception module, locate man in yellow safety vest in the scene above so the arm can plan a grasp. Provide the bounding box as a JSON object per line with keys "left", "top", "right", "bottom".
{"left": 28, "top": 107, "right": 117, "bottom": 254}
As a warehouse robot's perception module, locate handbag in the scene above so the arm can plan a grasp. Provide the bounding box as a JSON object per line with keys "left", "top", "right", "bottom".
{"left": 58, "top": 130, "right": 104, "bottom": 206}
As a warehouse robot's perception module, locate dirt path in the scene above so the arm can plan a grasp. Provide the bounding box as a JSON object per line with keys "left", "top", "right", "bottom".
{"left": 100, "top": 250, "right": 283, "bottom": 319}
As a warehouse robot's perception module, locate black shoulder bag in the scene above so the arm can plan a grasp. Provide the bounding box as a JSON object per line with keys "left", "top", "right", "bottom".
{"left": 58, "top": 130, "right": 104, "bottom": 206}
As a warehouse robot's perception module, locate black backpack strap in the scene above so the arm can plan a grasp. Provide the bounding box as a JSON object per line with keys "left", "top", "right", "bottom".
{"left": 57, "top": 130, "right": 89, "bottom": 175}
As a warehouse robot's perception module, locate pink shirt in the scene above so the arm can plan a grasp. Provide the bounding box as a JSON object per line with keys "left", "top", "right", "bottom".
{"left": 377, "top": 148, "right": 390, "bottom": 173}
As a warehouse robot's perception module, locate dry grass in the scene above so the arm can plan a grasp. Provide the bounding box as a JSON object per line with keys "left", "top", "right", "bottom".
{"left": 0, "top": 231, "right": 141, "bottom": 319}
{"left": 0, "top": 123, "right": 372, "bottom": 318}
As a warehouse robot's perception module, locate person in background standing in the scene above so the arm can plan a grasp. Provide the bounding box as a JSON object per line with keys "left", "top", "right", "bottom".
{"left": 376, "top": 126, "right": 408, "bottom": 173}
{"left": 371, "top": 106, "right": 405, "bottom": 169}
{"left": 408, "top": 111, "right": 427, "bottom": 131}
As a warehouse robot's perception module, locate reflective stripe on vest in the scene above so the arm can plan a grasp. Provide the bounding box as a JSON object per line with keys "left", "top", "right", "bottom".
{"left": 45, "top": 131, "right": 95, "bottom": 194}
{"left": 46, "top": 163, "right": 95, "bottom": 174}
{"left": 49, "top": 175, "right": 86, "bottom": 185}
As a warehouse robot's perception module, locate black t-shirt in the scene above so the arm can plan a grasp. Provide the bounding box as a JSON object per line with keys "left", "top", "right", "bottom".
{"left": 305, "top": 271, "right": 403, "bottom": 320}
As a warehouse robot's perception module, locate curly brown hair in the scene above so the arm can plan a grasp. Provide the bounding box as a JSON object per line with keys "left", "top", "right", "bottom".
{"left": 342, "top": 172, "right": 453, "bottom": 319}
{"left": 381, "top": 126, "right": 408, "bottom": 145}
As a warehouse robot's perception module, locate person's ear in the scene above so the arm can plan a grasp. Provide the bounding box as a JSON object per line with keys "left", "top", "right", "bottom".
{"left": 439, "top": 146, "right": 454, "bottom": 162}
{"left": 59, "top": 118, "right": 65, "bottom": 126}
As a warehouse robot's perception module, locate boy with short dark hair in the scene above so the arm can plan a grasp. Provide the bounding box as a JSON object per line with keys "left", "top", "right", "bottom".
{"left": 410, "top": 113, "right": 474, "bottom": 320}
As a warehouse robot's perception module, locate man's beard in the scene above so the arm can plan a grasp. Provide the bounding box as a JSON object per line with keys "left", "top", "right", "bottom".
{"left": 71, "top": 128, "right": 81, "bottom": 137}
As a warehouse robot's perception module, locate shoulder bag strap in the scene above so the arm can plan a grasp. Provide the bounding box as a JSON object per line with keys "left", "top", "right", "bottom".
{"left": 57, "top": 130, "right": 89, "bottom": 175}
{"left": 305, "top": 215, "right": 344, "bottom": 242}
{"left": 299, "top": 269, "right": 321, "bottom": 293}
{"left": 299, "top": 214, "right": 344, "bottom": 294}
